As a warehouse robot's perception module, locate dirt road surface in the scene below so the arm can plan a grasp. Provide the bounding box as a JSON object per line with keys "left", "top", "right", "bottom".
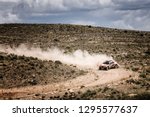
{"left": 0, "top": 68, "right": 137, "bottom": 99}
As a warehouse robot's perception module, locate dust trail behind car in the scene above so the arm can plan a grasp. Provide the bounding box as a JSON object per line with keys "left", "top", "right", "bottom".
{"left": 0, "top": 44, "right": 114, "bottom": 69}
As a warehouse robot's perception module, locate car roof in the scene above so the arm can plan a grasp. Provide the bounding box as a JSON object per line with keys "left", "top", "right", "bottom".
{"left": 103, "top": 60, "right": 114, "bottom": 64}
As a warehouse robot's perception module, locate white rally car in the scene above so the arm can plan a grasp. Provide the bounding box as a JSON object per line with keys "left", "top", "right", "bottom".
{"left": 99, "top": 60, "right": 119, "bottom": 70}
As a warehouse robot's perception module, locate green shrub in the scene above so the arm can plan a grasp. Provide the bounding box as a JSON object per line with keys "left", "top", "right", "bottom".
{"left": 130, "top": 92, "right": 150, "bottom": 100}
{"left": 139, "top": 73, "right": 146, "bottom": 78}
{"left": 132, "top": 67, "right": 139, "bottom": 71}
{"left": 81, "top": 90, "right": 96, "bottom": 99}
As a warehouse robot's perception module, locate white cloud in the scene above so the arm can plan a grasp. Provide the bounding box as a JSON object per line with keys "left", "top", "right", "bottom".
{"left": 113, "top": 9, "right": 150, "bottom": 31}
{"left": 0, "top": 0, "right": 20, "bottom": 2}
{"left": 63, "top": 0, "right": 113, "bottom": 10}
{"left": 71, "top": 20, "right": 96, "bottom": 26}
{"left": 113, "top": 20, "right": 133, "bottom": 30}
{"left": 0, "top": 12, "right": 20, "bottom": 23}
{"left": 0, "top": 0, "right": 150, "bottom": 31}
{"left": 98, "top": 0, "right": 113, "bottom": 6}
{"left": 24, "top": 0, "right": 67, "bottom": 12}
{"left": 12, "top": 0, "right": 113, "bottom": 15}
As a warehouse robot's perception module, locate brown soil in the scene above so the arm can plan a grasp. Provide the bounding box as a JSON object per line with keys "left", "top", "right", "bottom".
{"left": 0, "top": 52, "right": 84, "bottom": 88}
{"left": 0, "top": 68, "right": 136, "bottom": 99}
{"left": 0, "top": 24, "right": 149, "bottom": 100}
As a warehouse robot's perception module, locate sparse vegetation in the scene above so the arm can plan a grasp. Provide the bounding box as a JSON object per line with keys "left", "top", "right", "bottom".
{"left": 128, "top": 92, "right": 150, "bottom": 100}
{"left": 139, "top": 72, "right": 147, "bottom": 78}
{"left": 0, "top": 24, "right": 149, "bottom": 100}
{"left": 80, "top": 89, "right": 96, "bottom": 99}
{"left": 131, "top": 67, "right": 139, "bottom": 72}
{"left": 0, "top": 53, "right": 85, "bottom": 88}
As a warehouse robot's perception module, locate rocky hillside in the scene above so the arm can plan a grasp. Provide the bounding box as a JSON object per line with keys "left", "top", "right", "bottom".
{"left": 0, "top": 24, "right": 149, "bottom": 99}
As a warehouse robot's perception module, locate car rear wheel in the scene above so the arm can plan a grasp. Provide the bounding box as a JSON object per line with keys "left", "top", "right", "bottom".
{"left": 105, "top": 66, "right": 109, "bottom": 70}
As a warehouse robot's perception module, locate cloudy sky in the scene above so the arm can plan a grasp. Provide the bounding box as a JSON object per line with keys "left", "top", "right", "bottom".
{"left": 0, "top": 0, "right": 150, "bottom": 31}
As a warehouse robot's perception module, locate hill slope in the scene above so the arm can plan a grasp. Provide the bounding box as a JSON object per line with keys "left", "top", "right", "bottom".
{"left": 0, "top": 24, "right": 149, "bottom": 99}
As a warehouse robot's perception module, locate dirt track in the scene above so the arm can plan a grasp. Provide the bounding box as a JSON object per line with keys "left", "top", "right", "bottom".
{"left": 0, "top": 68, "right": 136, "bottom": 99}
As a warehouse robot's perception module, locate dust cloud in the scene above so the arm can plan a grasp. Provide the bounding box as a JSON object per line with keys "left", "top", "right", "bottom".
{"left": 0, "top": 44, "right": 113, "bottom": 69}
